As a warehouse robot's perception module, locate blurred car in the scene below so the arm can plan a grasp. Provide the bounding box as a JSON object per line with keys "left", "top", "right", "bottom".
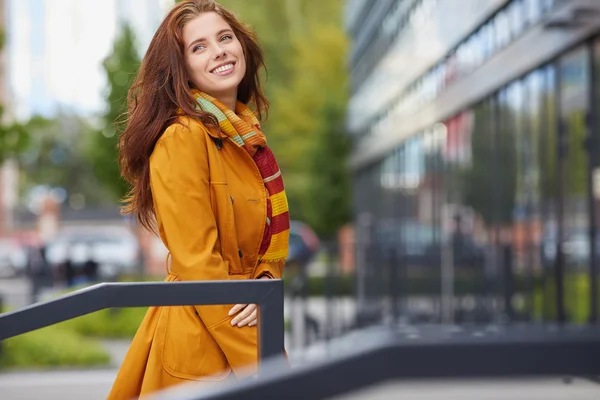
{"left": 541, "top": 224, "right": 600, "bottom": 268}
{"left": 375, "top": 219, "right": 486, "bottom": 269}
{"left": 286, "top": 220, "right": 320, "bottom": 268}
{"left": 0, "top": 238, "right": 28, "bottom": 278}
{"left": 45, "top": 225, "right": 140, "bottom": 281}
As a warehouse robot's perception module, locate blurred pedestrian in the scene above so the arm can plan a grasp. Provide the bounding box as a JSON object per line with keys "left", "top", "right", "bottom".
{"left": 26, "top": 245, "right": 49, "bottom": 303}
{"left": 83, "top": 258, "right": 99, "bottom": 283}
{"left": 108, "top": 1, "right": 289, "bottom": 398}
{"left": 63, "top": 257, "right": 74, "bottom": 288}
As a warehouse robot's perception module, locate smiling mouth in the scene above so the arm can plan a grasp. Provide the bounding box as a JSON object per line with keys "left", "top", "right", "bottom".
{"left": 210, "top": 62, "right": 235, "bottom": 74}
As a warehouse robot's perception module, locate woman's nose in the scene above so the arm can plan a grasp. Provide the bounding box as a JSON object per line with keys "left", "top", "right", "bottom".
{"left": 213, "top": 47, "right": 227, "bottom": 59}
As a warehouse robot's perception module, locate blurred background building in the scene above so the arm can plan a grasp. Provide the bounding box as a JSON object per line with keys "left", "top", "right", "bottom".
{"left": 347, "top": 0, "right": 600, "bottom": 326}
{"left": 5, "top": 0, "right": 167, "bottom": 120}
{"left": 0, "top": 0, "right": 17, "bottom": 236}
{"left": 0, "top": 0, "right": 172, "bottom": 281}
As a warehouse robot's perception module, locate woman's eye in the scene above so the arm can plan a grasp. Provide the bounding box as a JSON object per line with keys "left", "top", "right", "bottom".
{"left": 221, "top": 35, "right": 233, "bottom": 41}
{"left": 193, "top": 44, "right": 205, "bottom": 52}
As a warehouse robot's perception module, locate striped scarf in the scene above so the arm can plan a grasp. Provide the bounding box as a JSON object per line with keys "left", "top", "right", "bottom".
{"left": 194, "top": 91, "right": 290, "bottom": 263}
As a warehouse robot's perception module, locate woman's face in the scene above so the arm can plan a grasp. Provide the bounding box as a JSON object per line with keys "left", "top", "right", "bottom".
{"left": 182, "top": 12, "right": 247, "bottom": 102}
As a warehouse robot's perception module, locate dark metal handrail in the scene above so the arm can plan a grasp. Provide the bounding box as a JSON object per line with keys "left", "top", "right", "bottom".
{"left": 0, "top": 280, "right": 285, "bottom": 365}
{"left": 158, "top": 325, "right": 600, "bottom": 400}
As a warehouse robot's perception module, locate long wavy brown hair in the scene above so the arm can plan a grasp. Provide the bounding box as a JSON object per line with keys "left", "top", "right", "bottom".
{"left": 119, "top": 0, "right": 269, "bottom": 232}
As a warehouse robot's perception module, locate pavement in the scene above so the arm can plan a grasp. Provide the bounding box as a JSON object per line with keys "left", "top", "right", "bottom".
{"left": 3, "top": 366, "right": 598, "bottom": 400}
{"left": 0, "top": 339, "right": 128, "bottom": 400}
{"left": 2, "top": 333, "right": 599, "bottom": 400}
{"left": 0, "top": 276, "right": 31, "bottom": 309}
{"left": 333, "top": 378, "right": 600, "bottom": 400}
{"left": 0, "top": 369, "right": 119, "bottom": 400}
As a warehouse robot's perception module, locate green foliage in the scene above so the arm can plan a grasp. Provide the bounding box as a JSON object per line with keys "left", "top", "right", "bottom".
{"left": 533, "top": 272, "right": 599, "bottom": 323}
{"left": 58, "top": 308, "right": 147, "bottom": 338}
{"left": 306, "top": 100, "right": 351, "bottom": 238}
{"left": 219, "top": 0, "right": 294, "bottom": 93}
{"left": 564, "top": 109, "right": 588, "bottom": 196}
{"left": 463, "top": 103, "right": 496, "bottom": 225}
{"left": 0, "top": 108, "right": 29, "bottom": 165}
{"left": 0, "top": 28, "right": 6, "bottom": 50}
{"left": 0, "top": 325, "right": 110, "bottom": 369}
{"left": 462, "top": 102, "right": 517, "bottom": 226}
{"left": 0, "top": 27, "right": 30, "bottom": 165}
{"left": 89, "top": 24, "right": 141, "bottom": 200}
{"left": 19, "top": 115, "right": 113, "bottom": 206}
{"left": 540, "top": 91, "right": 557, "bottom": 201}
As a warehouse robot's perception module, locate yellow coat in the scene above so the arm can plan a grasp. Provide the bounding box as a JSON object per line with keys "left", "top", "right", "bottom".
{"left": 107, "top": 116, "right": 285, "bottom": 399}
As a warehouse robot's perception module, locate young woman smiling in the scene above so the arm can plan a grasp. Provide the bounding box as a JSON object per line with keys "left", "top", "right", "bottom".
{"left": 107, "top": 1, "right": 289, "bottom": 398}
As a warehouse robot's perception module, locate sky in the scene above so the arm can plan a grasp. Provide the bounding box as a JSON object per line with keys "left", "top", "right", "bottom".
{"left": 6, "top": 0, "right": 172, "bottom": 121}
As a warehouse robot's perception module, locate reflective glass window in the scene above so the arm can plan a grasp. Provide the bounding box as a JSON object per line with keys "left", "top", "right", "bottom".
{"left": 559, "top": 46, "right": 591, "bottom": 323}
{"left": 509, "top": 0, "right": 525, "bottom": 39}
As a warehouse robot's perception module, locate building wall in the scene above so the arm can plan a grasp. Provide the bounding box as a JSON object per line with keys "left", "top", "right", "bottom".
{"left": 0, "top": 0, "right": 5, "bottom": 104}
{"left": 0, "top": 0, "right": 5, "bottom": 233}
{"left": 0, "top": 0, "right": 16, "bottom": 234}
{"left": 346, "top": 0, "right": 506, "bottom": 138}
{"left": 347, "top": 0, "right": 600, "bottom": 324}
{"left": 5, "top": 0, "right": 167, "bottom": 120}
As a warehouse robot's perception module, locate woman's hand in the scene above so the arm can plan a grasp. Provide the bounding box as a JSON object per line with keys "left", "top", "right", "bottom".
{"left": 229, "top": 275, "right": 272, "bottom": 328}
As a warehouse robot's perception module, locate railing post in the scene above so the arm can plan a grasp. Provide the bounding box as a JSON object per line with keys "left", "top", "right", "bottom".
{"left": 258, "top": 279, "right": 285, "bottom": 370}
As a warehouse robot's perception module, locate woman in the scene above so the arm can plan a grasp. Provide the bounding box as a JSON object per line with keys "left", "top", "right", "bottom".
{"left": 107, "top": 1, "right": 289, "bottom": 398}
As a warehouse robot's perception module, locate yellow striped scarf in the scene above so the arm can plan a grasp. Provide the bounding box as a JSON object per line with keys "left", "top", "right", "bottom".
{"left": 194, "top": 91, "right": 289, "bottom": 262}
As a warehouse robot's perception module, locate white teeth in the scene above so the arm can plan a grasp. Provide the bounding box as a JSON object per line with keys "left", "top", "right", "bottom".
{"left": 212, "top": 63, "right": 233, "bottom": 74}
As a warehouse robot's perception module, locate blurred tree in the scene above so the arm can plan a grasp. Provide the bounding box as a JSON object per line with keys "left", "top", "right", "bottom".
{"left": 0, "top": 26, "right": 5, "bottom": 50}
{"left": 463, "top": 102, "right": 517, "bottom": 227}
{"left": 88, "top": 24, "right": 140, "bottom": 200}
{"left": 463, "top": 102, "right": 498, "bottom": 227}
{"left": 0, "top": 109, "right": 29, "bottom": 164}
{"left": 272, "top": 2, "right": 350, "bottom": 234}
{"left": 564, "top": 110, "right": 588, "bottom": 196}
{"left": 0, "top": 27, "right": 29, "bottom": 165}
{"left": 19, "top": 115, "right": 113, "bottom": 208}
{"left": 540, "top": 91, "right": 557, "bottom": 203}
{"left": 270, "top": 21, "right": 350, "bottom": 235}
{"left": 219, "top": 0, "right": 294, "bottom": 91}
{"left": 305, "top": 99, "right": 351, "bottom": 238}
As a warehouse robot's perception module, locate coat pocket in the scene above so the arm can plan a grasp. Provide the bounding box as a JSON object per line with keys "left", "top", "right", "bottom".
{"left": 158, "top": 306, "right": 231, "bottom": 381}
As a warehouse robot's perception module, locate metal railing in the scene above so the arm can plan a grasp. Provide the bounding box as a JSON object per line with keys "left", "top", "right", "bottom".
{"left": 0, "top": 280, "right": 285, "bottom": 367}
{"left": 159, "top": 324, "right": 600, "bottom": 400}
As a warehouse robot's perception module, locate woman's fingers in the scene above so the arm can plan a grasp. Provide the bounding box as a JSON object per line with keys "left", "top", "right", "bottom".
{"left": 228, "top": 303, "right": 247, "bottom": 317}
{"left": 236, "top": 308, "right": 258, "bottom": 328}
{"left": 228, "top": 276, "right": 271, "bottom": 327}
{"left": 231, "top": 303, "right": 257, "bottom": 326}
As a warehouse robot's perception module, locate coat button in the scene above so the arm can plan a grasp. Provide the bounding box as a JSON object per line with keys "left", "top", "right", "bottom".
{"left": 238, "top": 249, "right": 243, "bottom": 258}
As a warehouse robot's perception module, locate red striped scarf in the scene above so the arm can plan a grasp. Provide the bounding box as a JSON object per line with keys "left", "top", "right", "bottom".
{"left": 195, "top": 91, "right": 290, "bottom": 262}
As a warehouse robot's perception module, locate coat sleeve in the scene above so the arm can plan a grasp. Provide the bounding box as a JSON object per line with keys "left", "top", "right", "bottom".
{"left": 253, "top": 260, "right": 285, "bottom": 279}
{"left": 149, "top": 121, "right": 264, "bottom": 377}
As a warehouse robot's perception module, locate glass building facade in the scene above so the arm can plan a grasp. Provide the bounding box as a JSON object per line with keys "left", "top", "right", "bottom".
{"left": 346, "top": 0, "right": 600, "bottom": 325}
